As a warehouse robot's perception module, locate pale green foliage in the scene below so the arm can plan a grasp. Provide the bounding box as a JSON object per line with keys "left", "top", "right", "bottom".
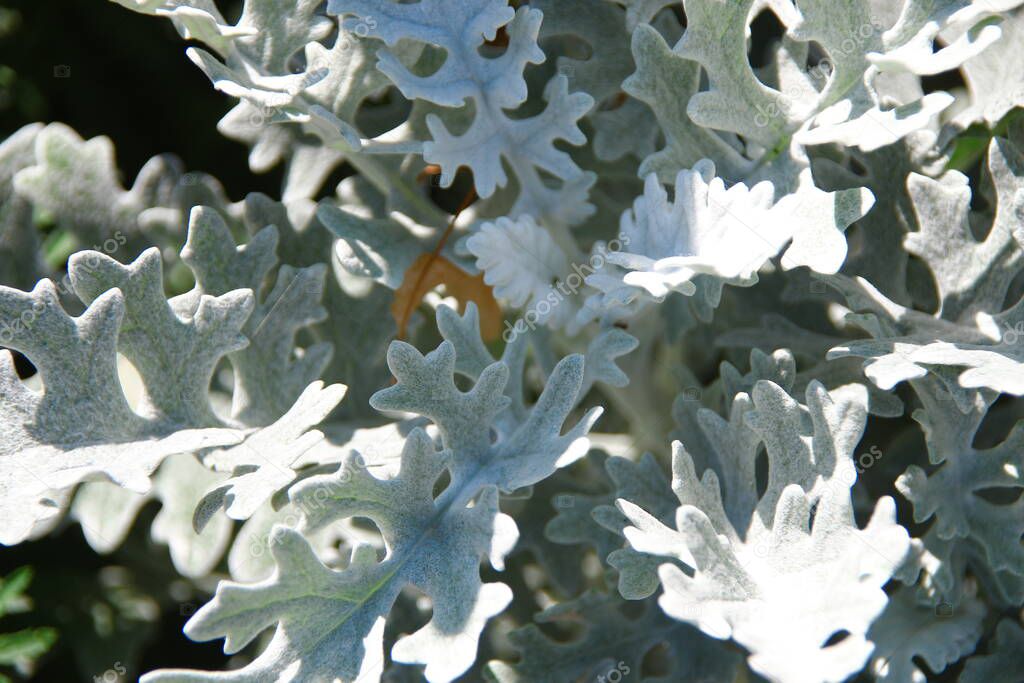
{"left": 829, "top": 136, "right": 1024, "bottom": 396}
{"left": 617, "top": 383, "right": 911, "bottom": 682}
{"left": 143, "top": 304, "right": 599, "bottom": 682}
{"left": 3, "top": 0, "right": 1024, "bottom": 681}
{"left": 961, "top": 619, "right": 1024, "bottom": 683}
{"left": 329, "top": 0, "right": 596, "bottom": 226}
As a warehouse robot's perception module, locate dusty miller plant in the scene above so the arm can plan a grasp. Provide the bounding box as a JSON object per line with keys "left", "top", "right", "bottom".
{"left": 2, "top": 0, "right": 1024, "bottom": 681}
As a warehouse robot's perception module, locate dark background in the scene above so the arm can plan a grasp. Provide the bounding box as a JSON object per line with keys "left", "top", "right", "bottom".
{"left": 1, "top": 0, "right": 278, "bottom": 198}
